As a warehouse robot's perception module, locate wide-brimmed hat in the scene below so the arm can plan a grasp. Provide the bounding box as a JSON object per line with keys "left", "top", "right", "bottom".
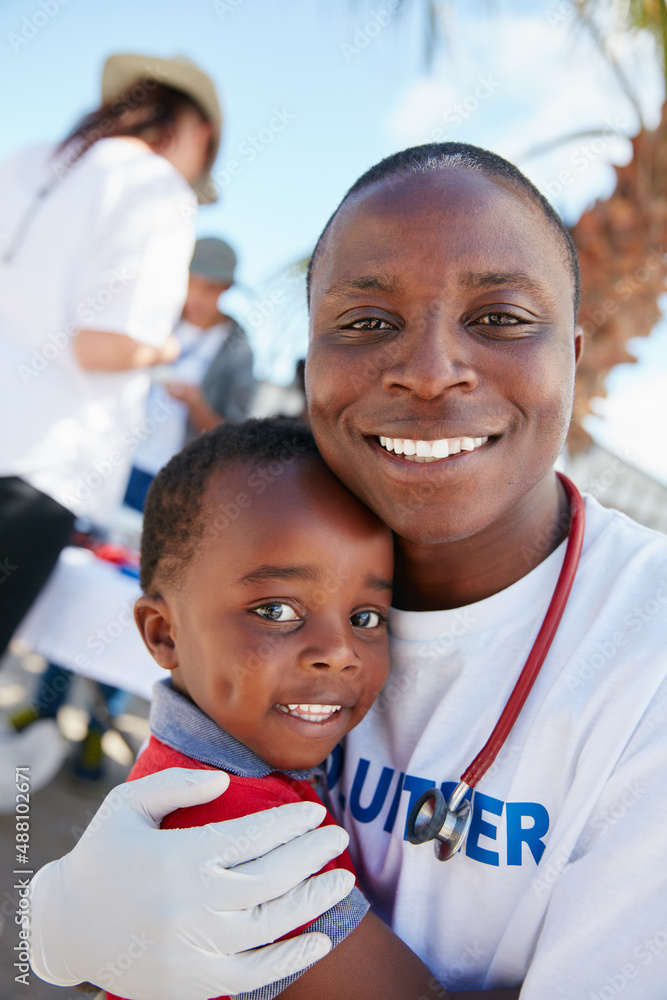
{"left": 101, "top": 53, "right": 222, "bottom": 205}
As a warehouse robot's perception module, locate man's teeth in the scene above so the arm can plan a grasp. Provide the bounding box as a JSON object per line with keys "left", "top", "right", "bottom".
{"left": 378, "top": 435, "right": 488, "bottom": 461}
{"left": 277, "top": 704, "right": 342, "bottom": 722}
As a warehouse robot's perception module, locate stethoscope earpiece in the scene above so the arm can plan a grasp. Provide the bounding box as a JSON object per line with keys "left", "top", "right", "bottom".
{"left": 406, "top": 782, "right": 472, "bottom": 861}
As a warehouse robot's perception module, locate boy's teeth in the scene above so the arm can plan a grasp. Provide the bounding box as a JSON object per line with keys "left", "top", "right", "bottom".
{"left": 378, "top": 435, "right": 488, "bottom": 461}
{"left": 277, "top": 703, "right": 342, "bottom": 722}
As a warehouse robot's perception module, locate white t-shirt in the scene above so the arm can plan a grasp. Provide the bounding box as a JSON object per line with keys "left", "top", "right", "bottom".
{"left": 0, "top": 138, "right": 196, "bottom": 523}
{"left": 132, "top": 318, "right": 229, "bottom": 476}
{"left": 334, "top": 495, "right": 667, "bottom": 998}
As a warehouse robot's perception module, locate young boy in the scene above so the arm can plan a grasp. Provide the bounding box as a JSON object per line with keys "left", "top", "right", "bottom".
{"left": 109, "top": 417, "right": 442, "bottom": 1000}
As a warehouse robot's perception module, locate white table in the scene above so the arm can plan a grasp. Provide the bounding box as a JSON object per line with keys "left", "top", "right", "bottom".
{"left": 16, "top": 546, "right": 163, "bottom": 701}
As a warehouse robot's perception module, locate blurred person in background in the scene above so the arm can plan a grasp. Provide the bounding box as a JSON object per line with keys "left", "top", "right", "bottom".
{"left": 6, "top": 237, "right": 256, "bottom": 784}
{"left": 125, "top": 235, "right": 256, "bottom": 510}
{"left": 0, "top": 52, "right": 222, "bottom": 662}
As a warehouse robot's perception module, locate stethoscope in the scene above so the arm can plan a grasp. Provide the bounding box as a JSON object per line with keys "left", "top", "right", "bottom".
{"left": 406, "top": 473, "right": 585, "bottom": 861}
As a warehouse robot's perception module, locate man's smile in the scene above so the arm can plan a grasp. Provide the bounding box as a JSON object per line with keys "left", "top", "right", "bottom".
{"left": 378, "top": 434, "right": 489, "bottom": 461}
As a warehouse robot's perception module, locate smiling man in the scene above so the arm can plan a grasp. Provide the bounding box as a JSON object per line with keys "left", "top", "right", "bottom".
{"left": 28, "top": 144, "right": 667, "bottom": 1000}
{"left": 305, "top": 153, "right": 581, "bottom": 605}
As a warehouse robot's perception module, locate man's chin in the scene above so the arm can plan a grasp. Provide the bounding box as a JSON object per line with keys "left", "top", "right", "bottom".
{"left": 386, "top": 512, "right": 484, "bottom": 546}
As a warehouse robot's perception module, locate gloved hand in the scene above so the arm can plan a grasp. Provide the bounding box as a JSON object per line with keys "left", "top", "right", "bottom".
{"left": 29, "top": 767, "right": 353, "bottom": 1000}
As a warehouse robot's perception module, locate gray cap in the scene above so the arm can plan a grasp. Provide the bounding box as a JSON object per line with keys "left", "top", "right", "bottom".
{"left": 190, "top": 237, "right": 237, "bottom": 284}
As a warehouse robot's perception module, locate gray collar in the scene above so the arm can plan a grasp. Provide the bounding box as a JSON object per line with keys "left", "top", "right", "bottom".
{"left": 149, "top": 679, "right": 314, "bottom": 780}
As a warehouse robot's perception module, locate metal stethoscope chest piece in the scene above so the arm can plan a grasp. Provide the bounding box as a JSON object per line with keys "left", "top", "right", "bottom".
{"left": 405, "top": 474, "right": 586, "bottom": 863}
{"left": 406, "top": 780, "right": 472, "bottom": 860}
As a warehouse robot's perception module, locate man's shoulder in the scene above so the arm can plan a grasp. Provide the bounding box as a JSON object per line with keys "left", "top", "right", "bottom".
{"left": 583, "top": 493, "right": 667, "bottom": 566}
{"left": 205, "top": 318, "right": 253, "bottom": 376}
{"left": 217, "top": 313, "right": 249, "bottom": 344}
{"left": 573, "top": 495, "right": 667, "bottom": 676}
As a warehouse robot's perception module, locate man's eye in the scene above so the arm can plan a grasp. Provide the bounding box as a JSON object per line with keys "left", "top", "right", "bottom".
{"left": 350, "top": 610, "right": 383, "bottom": 629}
{"left": 345, "top": 317, "right": 393, "bottom": 330}
{"left": 476, "top": 313, "right": 520, "bottom": 326}
{"left": 252, "top": 603, "right": 300, "bottom": 622}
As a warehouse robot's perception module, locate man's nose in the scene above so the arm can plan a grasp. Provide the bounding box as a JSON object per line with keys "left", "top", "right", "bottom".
{"left": 381, "top": 313, "right": 478, "bottom": 400}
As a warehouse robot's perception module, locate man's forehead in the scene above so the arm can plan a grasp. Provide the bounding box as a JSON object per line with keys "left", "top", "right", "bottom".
{"left": 310, "top": 173, "right": 572, "bottom": 309}
{"left": 322, "top": 269, "right": 553, "bottom": 301}
{"left": 333, "top": 165, "right": 519, "bottom": 225}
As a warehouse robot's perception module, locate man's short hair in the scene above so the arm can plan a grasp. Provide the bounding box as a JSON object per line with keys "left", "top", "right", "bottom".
{"left": 306, "top": 141, "right": 581, "bottom": 318}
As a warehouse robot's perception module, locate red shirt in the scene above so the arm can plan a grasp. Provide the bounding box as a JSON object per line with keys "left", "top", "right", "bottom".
{"left": 107, "top": 735, "right": 357, "bottom": 1000}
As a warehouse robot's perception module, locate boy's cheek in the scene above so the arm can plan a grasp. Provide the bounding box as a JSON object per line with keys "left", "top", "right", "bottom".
{"left": 359, "top": 679, "right": 388, "bottom": 714}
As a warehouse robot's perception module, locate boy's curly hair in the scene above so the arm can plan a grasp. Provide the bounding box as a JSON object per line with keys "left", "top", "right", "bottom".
{"left": 140, "top": 418, "right": 319, "bottom": 593}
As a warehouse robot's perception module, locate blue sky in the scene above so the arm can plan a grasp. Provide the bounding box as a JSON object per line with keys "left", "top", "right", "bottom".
{"left": 1, "top": 0, "right": 666, "bottom": 481}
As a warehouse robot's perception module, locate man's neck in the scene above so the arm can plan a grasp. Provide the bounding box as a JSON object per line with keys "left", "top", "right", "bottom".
{"left": 392, "top": 473, "right": 570, "bottom": 611}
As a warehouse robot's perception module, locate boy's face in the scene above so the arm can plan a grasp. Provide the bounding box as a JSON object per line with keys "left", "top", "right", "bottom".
{"left": 136, "top": 458, "right": 393, "bottom": 771}
{"left": 306, "top": 167, "right": 581, "bottom": 546}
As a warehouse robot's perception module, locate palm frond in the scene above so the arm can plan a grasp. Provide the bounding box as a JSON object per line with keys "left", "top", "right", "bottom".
{"left": 575, "top": 0, "right": 667, "bottom": 94}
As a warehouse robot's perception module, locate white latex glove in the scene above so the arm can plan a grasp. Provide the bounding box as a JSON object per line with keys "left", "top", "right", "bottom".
{"left": 29, "top": 767, "right": 353, "bottom": 1000}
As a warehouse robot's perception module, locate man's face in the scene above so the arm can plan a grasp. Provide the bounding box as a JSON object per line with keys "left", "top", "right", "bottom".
{"left": 306, "top": 168, "right": 580, "bottom": 545}
{"left": 139, "top": 458, "right": 393, "bottom": 771}
{"left": 182, "top": 272, "right": 229, "bottom": 329}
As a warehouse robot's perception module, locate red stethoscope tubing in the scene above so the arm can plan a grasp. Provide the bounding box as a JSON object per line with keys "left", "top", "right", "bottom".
{"left": 461, "top": 473, "right": 585, "bottom": 789}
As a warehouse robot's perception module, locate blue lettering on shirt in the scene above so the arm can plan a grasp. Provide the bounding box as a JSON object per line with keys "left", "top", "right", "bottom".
{"left": 466, "top": 791, "right": 504, "bottom": 866}
{"left": 336, "top": 757, "right": 550, "bottom": 868}
{"left": 398, "top": 774, "right": 436, "bottom": 830}
{"left": 383, "top": 771, "right": 405, "bottom": 833}
{"left": 506, "top": 801, "right": 549, "bottom": 864}
{"left": 349, "top": 759, "right": 394, "bottom": 822}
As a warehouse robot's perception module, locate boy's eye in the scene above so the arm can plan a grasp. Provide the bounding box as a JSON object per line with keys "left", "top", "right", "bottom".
{"left": 252, "top": 603, "right": 300, "bottom": 622}
{"left": 350, "top": 610, "right": 382, "bottom": 629}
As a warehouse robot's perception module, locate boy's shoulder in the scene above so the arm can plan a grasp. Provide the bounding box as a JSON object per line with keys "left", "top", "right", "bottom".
{"left": 127, "top": 735, "right": 321, "bottom": 829}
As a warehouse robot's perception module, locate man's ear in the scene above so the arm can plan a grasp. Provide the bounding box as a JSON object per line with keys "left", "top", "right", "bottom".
{"left": 574, "top": 324, "right": 583, "bottom": 365}
{"left": 134, "top": 595, "right": 178, "bottom": 671}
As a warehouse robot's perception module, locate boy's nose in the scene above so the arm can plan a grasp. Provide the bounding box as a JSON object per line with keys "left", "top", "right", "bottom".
{"left": 299, "top": 621, "right": 361, "bottom": 673}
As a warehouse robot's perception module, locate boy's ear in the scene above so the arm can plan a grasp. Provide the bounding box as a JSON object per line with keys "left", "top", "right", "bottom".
{"left": 134, "top": 595, "right": 178, "bottom": 671}
{"left": 574, "top": 324, "right": 583, "bottom": 365}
